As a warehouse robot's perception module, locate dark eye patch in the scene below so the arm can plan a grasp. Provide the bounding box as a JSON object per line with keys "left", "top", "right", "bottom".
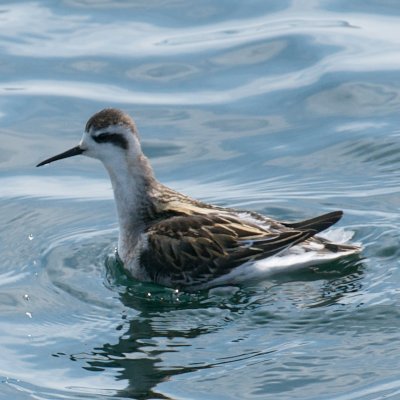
{"left": 93, "top": 132, "right": 128, "bottom": 150}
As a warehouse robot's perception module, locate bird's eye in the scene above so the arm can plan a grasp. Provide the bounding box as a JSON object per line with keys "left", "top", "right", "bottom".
{"left": 94, "top": 132, "right": 112, "bottom": 142}
{"left": 92, "top": 132, "right": 128, "bottom": 149}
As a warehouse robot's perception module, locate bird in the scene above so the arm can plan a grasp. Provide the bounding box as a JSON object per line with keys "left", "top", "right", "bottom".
{"left": 37, "top": 108, "right": 361, "bottom": 290}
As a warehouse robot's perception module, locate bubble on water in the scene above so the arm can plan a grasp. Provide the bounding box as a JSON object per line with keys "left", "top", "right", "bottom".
{"left": 23, "top": 294, "right": 29, "bottom": 301}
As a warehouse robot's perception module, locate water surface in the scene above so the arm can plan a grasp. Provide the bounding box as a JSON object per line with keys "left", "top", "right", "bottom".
{"left": 1, "top": 1, "right": 400, "bottom": 399}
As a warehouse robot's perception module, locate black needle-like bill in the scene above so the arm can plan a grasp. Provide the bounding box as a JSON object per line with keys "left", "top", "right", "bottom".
{"left": 36, "top": 146, "right": 84, "bottom": 167}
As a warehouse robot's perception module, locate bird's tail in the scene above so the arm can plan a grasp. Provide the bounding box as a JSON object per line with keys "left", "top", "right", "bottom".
{"left": 282, "top": 211, "right": 343, "bottom": 234}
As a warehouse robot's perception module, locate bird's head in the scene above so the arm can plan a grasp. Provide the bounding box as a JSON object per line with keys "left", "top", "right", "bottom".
{"left": 36, "top": 108, "right": 141, "bottom": 168}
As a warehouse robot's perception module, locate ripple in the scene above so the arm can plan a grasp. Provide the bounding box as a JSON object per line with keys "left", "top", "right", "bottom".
{"left": 307, "top": 82, "right": 400, "bottom": 117}
{"left": 341, "top": 138, "right": 400, "bottom": 171}
{"left": 0, "top": 4, "right": 360, "bottom": 58}
{"left": 0, "top": 271, "right": 30, "bottom": 287}
{"left": 0, "top": 175, "right": 112, "bottom": 200}
{"left": 211, "top": 39, "right": 286, "bottom": 66}
{"left": 1, "top": 3, "right": 400, "bottom": 110}
{"left": 41, "top": 227, "right": 118, "bottom": 306}
{"left": 127, "top": 62, "right": 199, "bottom": 82}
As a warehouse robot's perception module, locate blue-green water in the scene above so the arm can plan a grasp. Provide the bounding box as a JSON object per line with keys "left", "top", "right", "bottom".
{"left": 1, "top": 1, "right": 400, "bottom": 399}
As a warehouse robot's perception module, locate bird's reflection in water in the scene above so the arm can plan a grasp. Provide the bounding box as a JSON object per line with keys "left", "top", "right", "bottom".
{"left": 73, "top": 257, "right": 217, "bottom": 399}
{"left": 69, "top": 254, "right": 365, "bottom": 399}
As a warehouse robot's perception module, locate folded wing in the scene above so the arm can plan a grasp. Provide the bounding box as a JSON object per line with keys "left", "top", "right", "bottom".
{"left": 140, "top": 213, "right": 318, "bottom": 286}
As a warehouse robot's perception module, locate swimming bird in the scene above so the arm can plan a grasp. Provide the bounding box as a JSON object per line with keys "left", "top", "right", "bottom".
{"left": 37, "top": 108, "right": 360, "bottom": 290}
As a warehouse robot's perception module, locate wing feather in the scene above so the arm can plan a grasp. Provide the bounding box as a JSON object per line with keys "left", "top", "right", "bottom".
{"left": 140, "top": 213, "right": 316, "bottom": 286}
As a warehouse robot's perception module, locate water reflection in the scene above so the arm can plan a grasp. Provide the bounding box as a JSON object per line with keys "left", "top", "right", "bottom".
{"left": 80, "top": 316, "right": 194, "bottom": 399}
{"left": 75, "top": 267, "right": 217, "bottom": 399}
{"left": 62, "top": 254, "right": 366, "bottom": 398}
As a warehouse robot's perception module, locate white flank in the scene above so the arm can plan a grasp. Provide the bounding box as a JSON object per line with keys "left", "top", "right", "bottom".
{"left": 192, "top": 228, "right": 360, "bottom": 290}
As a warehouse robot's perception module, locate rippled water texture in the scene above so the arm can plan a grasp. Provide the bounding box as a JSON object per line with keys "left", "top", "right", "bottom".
{"left": 1, "top": 1, "right": 400, "bottom": 399}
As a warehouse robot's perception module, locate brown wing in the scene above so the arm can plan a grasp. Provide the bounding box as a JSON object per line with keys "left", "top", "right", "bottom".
{"left": 140, "top": 213, "right": 316, "bottom": 287}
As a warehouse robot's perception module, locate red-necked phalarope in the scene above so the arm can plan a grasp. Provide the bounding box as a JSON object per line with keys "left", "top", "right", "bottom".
{"left": 37, "top": 108, "right": 361, "bottom": 290}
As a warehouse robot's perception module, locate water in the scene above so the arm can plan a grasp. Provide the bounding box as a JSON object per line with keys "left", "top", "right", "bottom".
{"left": 1, "top": 0, "right": 400, "bottom": 398}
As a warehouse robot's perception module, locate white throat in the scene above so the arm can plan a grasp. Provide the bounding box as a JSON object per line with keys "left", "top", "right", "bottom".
{"left": 101, "top": 149, "right": 155, "bottom": 260}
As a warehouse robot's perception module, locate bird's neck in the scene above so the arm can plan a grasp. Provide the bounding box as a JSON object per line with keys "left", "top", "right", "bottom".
{"left": 103, "top": 152, "right": 157, "bottom": 253}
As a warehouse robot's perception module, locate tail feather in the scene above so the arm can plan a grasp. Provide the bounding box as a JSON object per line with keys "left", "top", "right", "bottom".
{"left": 282, "top": 211, "right": 343, "bottom": 234}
